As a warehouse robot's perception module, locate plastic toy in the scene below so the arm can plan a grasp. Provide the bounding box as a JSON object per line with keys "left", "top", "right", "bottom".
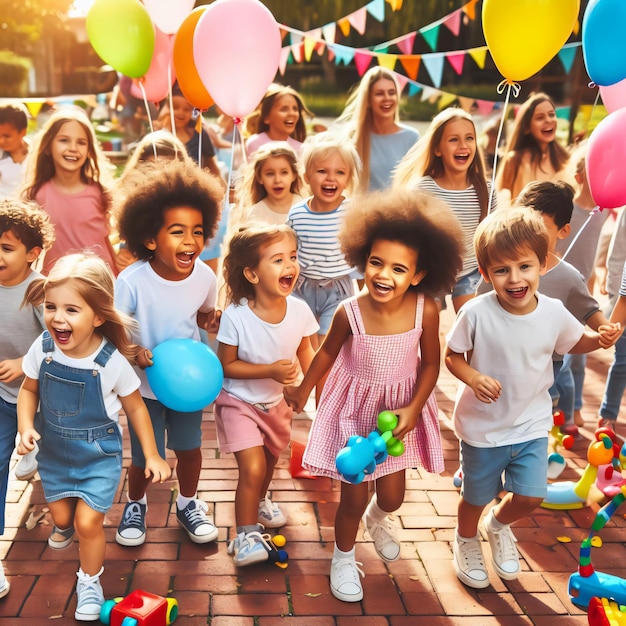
{"left": 100, "top": 589, "right": 178, "bottom": 625}
{"left": 547, "top": 409, "right": 576, "bottom": 479}
{"left": 335, "top": 411, "right": 405, "bottom": 484}
{"left": 588, "top": 596, "right": 626, "bottom": 626}
{"left": 568, "top": 485, "right": 626, "bottom": 610}
{"left": 265, "top": 533, "right": 289, "bottom": 569}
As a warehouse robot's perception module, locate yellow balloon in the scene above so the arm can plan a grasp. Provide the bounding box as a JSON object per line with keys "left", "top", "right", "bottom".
{"left": 482, "top": 0, "right": 580, "bottom": 81}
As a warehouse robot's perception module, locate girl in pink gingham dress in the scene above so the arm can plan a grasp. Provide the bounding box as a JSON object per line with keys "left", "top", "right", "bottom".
{"left": 284, "top": 188, "right": 463, "bottom": 603}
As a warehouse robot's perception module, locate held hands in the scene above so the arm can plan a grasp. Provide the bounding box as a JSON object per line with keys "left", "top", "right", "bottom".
{"left": 18, "top": 429, "right": 40, "bottom": 455}
{"left": 270, "top": 359, "right": 299, "bottom": 385}
{"left": 284, "top": 384, "right": 307, "bottom": 414}
{"left": 599, "top": 322, "right": 623, "bottom": 349}
{"left": 0, "top": 358, "right": 23, "bottom": 384}
{"left": 471, "top": 373, "right": 502, "bottom": 404}
{"left": 143, "top": 455, "right": 172, "bottom": 484}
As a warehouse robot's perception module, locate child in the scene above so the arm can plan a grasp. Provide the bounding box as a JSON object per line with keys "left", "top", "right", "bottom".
{"left": 601, "top": 262, "right": 626, "bottom": 348}
{"left": 0, "top": 199, "right": 54, "bottom": 597}
{"left": 113, "top": 159, "right": 223, "bottom": 547}
{"left": 287, "top": 134, "right": 361, "bottom": 348}
{"left": 335, "top": 67, "right": 419, "bottom": 191}
{"left": 17, "top": 253, "right": 170, "bottom": 621}
{"left": 394, "top": 108, "right": 493, "bottom": 312}
{"left": 245, "top": 83, "right": 312, "bottom": 159}
{"left": 22, "top": 107, "right": 119, "bottom": 276}
{"left": 284, "top": 189, "right": 464, "bottom": 602}
{"left": 0, "top": 102, "right": 30, "bottom": 200}
{"left": 445, "top": 208, "right": 618, "bottom": 590}
{"left": 214, "top": 224, "right": 318, "bottom": 566}
{"left": 496, "top": 92, "right": 570, "bottom": 202}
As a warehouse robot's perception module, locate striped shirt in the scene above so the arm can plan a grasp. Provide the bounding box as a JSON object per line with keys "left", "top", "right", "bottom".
{"left": 414, "top": 176, "right": 494, "bottom": 279}
{"left": 287, "top": 197, "right": 352, "bottom": 279}
{"left": 620, "top": 261, "right": 626, "bottom": 297}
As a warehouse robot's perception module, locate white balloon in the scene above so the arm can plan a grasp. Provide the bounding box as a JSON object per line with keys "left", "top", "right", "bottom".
{"left": 143, "top": 0, "right": 195, "bottom": 35}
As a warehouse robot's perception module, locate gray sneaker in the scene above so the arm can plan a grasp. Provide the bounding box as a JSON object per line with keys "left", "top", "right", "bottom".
{"left": 15, "top": 444, "right": 38, "bottom": 481}
{"left": 176, "top": 499, "right": 218, "bottom": 544}
{"left": 0, "top": 560, "right": 10, "bottom": 599}
{"left": 115, "top": 501, "right": 147, "bottom": 547}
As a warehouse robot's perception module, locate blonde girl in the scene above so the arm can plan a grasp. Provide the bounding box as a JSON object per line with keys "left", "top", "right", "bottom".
{"left": 394, "top": 108, "right": 492, "bottom": 312}
{"left": 17, "top": 253, "right": 170, "bottom": 621}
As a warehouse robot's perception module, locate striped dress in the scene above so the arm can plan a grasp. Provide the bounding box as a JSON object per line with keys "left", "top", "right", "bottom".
{"left": 302, "top": 294, "right": 444, "bottom": 481}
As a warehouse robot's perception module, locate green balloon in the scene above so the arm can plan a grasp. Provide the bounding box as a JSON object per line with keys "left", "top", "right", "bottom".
{"left": 87, "top": 0, "right": 155, "bottom": 79}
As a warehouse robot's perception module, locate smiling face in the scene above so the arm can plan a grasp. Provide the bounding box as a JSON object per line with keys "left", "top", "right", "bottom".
{"left": 0, "top": 123, "right": 26, "bottom": 157}
{"left": 305, "top": 152, "right": 351, "bottom": 212}
{"left": 171, "top": 95, "right": 194, "bottom": 131}
{"left": 146, "top": 207, "right": 205, "bottom": 281}
{"left": 364, "top": 239, "right": 425, "bottom": 303}
{"left": 527, "top": 99, "right": 557, "bottom": 148}
{"left": 264, "top": 94, "right": 300, "bottom": 141}
{"left": 0, "top": 229, "right": 41, "bottom": 286}
{"left": 244, "top": 232, "right": 299, "bottom": 299}
{"left": 44, "top": 281, "right": 104, "bottom": 358}
{"left": 369, "top": 77, "right": 398, "bottom": 122}
{"left": 257, "top": 155, "right": 297, "bottom": 204}
{"left": 435, "top": 117, "right": 476, "bottom": 178}
{"left": 481, "top": 245, "right": 546, "bottom": 315}
{"left": 50, "top": 120, "right": 89, "bottom": 175}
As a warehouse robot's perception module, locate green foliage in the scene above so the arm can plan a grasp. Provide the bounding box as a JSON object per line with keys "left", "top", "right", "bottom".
{"left": 0, "top": 50, "right": 31, "bottom": 96}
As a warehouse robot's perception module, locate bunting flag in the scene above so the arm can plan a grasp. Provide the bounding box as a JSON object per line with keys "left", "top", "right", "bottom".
{"left": 399, "top": 55, "right": 420, "bottom": 80}
{"left": 304, "top": 29, "right": 321, "bottom": 62}
{"left": 278, "top": 47, "right": 291, "bottom": 75}
{"left": 408, "top": 83, "right": 422, "bottom": 97}
{"left": 322, "top": 23, "right": 336, "bottom": 43}
{"left": 377, "top": 53, "right": 397, "bottom": 71}
{"left": 420, "top": 23, "right": 440, "bottom": 52}
{"left": 396, "top": 32, "right": 416, "bottom": 55}
{"left": 443, "top": 10, "right": 462, "bottom": 37}
{"left": 558, "top": 45, "right": 578, "bottom": 74}
{"left": 421, "top": 52, "right": 445, "bottom": 88}
{"left": 354, "top": 51, "right": 374, "bottom": 76}
{"left": 338, "top": 18, "right": 351, "bottom": 37}
{"left": 347, "top": 8, "right": 368, "bottom": 35}
{"left": 462, "top": 0, "right": 479, "bottom": 21}
{"left": 447, "top": 52, "right": 465, "bottom": 76}
{"left": 366, "top": 0, "right": 386, "bottom": 22}
{"left": 468, "top": 46, "right": 488, "bottom": 69}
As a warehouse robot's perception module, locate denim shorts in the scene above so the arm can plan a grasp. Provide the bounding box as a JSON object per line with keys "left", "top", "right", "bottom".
{"left": 129, "top": 398, "right": 203, "bottom": 466}
{"left": 460, "top": 437, "right": 548, "bottom": 506}
{"left": 452, "top": 268, "right": 482, "bottom": 299}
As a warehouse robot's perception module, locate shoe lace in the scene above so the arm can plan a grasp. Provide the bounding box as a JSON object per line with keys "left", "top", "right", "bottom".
{"left": 182, "top": 501, "right": 209, "bottom": 528}
{"left": 492, "top": 526, "right": 518, "bottom": 563}
{"left": 368, "top": 517, "right": 398, "bottom": 549}
{"left": 458, "top": 538, "right": 485, "bottom": 570}
{"left": 122, "top": 503, "right": 144, "bottom": 528}
{"left": 333, "top": 557, "right": 364, "bottom": 585}
{"left": 76, "top": 568, "right": 103, "bottom": 607}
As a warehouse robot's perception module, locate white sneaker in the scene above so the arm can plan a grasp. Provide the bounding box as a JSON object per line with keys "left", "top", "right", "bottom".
{"left": 15, "top": 445, "right": 38, "bottom": 481}
{"left": 330, "top": 554, "right": 364, "bottom": 602}
{"left": 453, "top": 531, "right": 489, "bottom": 588}
{"left": 75, "top": 567, "right": 104, "bottom": 621}
{"left": 257, "top": 495, "right": 286, "bottom": 528}
{"left": 483, "top": 509, "right": 520, "bottom": 580}
{"left": 364, "top": 512, "right": 400, "bottom": 562}
{"left": 231, "top": 531, "right": 270, "bottom": 567}
{"left": 0, "top": 560, "right": 10, "bottom": 599}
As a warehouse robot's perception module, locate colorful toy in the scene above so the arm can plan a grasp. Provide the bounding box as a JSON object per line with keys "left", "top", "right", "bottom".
{"left": 335, "top": 411, "right": 405, "bottom": 484}
{"left": 265, "top": 533, "right": 289, "bottom": 569}
{"left": 100, "top": 589, "right": 178, "bottom": 625}
{"left": 588, "top": 596, "right": 626, "bottom": 626}
{"left": 547, "top": 409, "right": 576, "bottom": 479}
{"left": 568, "top": 485, "right": 626, "bottom": 610}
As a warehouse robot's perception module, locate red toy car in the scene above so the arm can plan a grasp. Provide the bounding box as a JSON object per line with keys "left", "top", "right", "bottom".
{"left": 100, "top": 589, "right": 178, "bottom": 626}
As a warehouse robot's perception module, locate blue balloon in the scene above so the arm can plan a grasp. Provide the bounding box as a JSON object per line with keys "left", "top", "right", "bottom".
{"left": 146, "top": 339, "right": 224, "bottom": 412}
{"left": 583, "top": 0, "right": 626, "bottom": 86}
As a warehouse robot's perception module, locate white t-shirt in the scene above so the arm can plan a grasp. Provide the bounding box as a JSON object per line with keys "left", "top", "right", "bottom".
{"left": 446, "top": 292, "right": 584, "bottom": 447}
{"left": 217, "top": 296, "right": 319, "bottom": 405}
{"left": 22, "top": 335, "right": 139, "bottom": 423}
{"left": 115, "top": 259, "right": 217, "bottom": 399}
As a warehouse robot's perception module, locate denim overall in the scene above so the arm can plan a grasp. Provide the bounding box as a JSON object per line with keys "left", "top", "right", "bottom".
{"left": 37, "top": 332, "right": 122, "bottom": 513}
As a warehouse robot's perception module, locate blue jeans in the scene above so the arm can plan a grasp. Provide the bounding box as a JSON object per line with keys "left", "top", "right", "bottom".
{"left": 555, "top": 353, "right": 586, "bottom": 423}
{"left": 600, "top": 331, "right": 626, "bottom": 422}
{"left": 0, "top": 396, "right": 18, "bottom": 535}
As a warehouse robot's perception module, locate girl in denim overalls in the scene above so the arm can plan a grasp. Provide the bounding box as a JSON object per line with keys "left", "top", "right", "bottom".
{"left": 17, "top": 254, "right": 170, "bottom": 622}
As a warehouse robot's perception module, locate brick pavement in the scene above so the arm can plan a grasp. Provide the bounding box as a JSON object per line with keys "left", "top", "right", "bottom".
{"left": 1, "top": 305, "right": 625, "bottom": 625}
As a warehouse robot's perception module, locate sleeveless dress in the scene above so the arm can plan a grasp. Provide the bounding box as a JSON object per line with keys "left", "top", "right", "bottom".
{"left": 302, "top": 294, "right": 444, "bottom": 481}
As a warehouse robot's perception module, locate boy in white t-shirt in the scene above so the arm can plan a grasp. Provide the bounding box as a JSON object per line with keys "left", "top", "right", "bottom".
{"left": 445, "top": 207, "right": 620, "bottom": 590}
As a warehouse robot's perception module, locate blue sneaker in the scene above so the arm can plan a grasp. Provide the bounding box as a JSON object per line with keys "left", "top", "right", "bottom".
{"left": 176, "top": 499, "right": 218, "bottom": 544}
{"left": 74, "top": 567, "right": 104, "bottom": 621}
{"left": 231, "top": 531, "right": 270, "bottom": 567}
{"left": 115, "top": 501, "right": 147, "bottom": 547}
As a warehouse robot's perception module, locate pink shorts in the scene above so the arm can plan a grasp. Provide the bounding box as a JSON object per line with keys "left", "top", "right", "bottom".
{"left": 213, "top": 390, "right": 292, "bottom": 457}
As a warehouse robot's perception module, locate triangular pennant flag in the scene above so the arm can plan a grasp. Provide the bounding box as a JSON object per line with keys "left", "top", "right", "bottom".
{"left": 327, "top": 47, "right": 335, "bottom": 62}
{"left": 322, "top": 23, "right": 336, "bottom": 43}
{"left": 397, "top": 32, "right": 416, "bottom": 55}
{"left": 347, "top": 8, "right": 368, "bottom": 35}
{"left": 338, "top": 18, "right": 351, "bottom": 37}
{"left": 573, "top": 19, "right": 580, "bottom": 36}
{"left": 385, "top": 0, "right": 400, "bottom": 9}
{"left": 408, "top": 83, "right": 422, "bottom": 97}
{"left": 377, "top": 53, "right": 397, "bottom": 71}
{"left": 558, "top": 47, "right": 577, "bottom": 74}
{"left": 290, "top": 32, "right": 302, "bottom": 46}
{"left": 315, "top": 41, "right": 326, "bottom": 56}
{"left": 354, "top": 50, "right": 374, "bottom": 76}
{"left": 304, "top": 30, "right": 321, "bottom": 62}
{"left": 438, "top": 92, "right": 458, "bottom": 110}
{"left": 443, "top": 10, "right": 462, "bottom": 36}
{"left": 291, "top": 42, "right": 304, "bottom": 63}
{"left": 458, "top": 96, "right": 475, "bottom": 112}
{"left": 393, "top": 72, "right": 409, "bottom": 93}
{"left": 373, "top": 44, "right": 390, "bottom": 53}
{"left": 421, "top": 85, "right": 438, "bottom": 102}
{"left": 555, "top": 105, "right": 571, "bottom": 120}
{"left": 420, "top": 24, "right": 440, "bottom": 51}
{"left": 421, "top": 52, "right": 445, "bottom": 88}
{"left": 366, "top": 0, "right": 386, "bottom": 22}
{"left": 278, "top": 47, "right": 291, "bottom": 75}
{"left": 475, "top": 99, "right": 496, "bottom": 116}
{"left": 462, "top": 0, "right": 479, "bottom": 21}
{"left": 468, "top": 46, "right": 488, "bottom": 69}
{"left": 332, "top": 44, "right": 355, "bottom": 66}
{"left": 447, "top": 52, "right": 465, "bottom": 76}
{"left": 24, "top": 100, "right": 44, "bottom": 118}
{"left": 279, "top": 28, "right": 288, "bottom": 41}
{"left": 399, "top": 55, "right": 421, "bottom": 80}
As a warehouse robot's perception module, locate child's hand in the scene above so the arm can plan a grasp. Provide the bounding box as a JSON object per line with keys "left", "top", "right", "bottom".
{"left": 270, "top": 359, "right": 299, "bottom": 385}
{"left": 18, "top": 429, "right": 40, "bottom": 455}
{"left": 144, "top": 455, "right": 172, "bottom": 484}
{"left": 392, "top": 408, "right": 419, "bottom": 440}
{"left": 284, "top": 384, "right": 306, "bottom": 413}
{"left": 470, "top": 374, "right": 502, "bottom": 404}
{"left": 198, "top": 308, "right": 222, "bottom": 335}
{"left": 0, "top": 358, "right": 23, "bottom": 383}
{"left": 136, "top": 348, "right": 153, "bottom": 369}
{"left": 599, "top": 322, "right": 623, "bottom": 348}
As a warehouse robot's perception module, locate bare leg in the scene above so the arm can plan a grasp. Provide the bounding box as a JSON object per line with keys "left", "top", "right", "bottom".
{"left": 234, "top": 446, "right": 268, "bottom": 527}
{"left": 259, "top": 447, "right": 278, "bottom": 499}
{"left": 490, "top": 492, "right": 543, "bottom": 525}
{"left": 127, "top": 463, "right": 151, "bottom": 501}
{"left": 174, "top": 447, "right": 202, "bottom": 498}
{"left": 457, "top": 496, "right": 486, "bottom": 538}
{"left": 74, "top": 501, "right": 106, "bottom": 576}
{"left": 48, "top": 498, "right": 77, "bottom": 541}
{"left": 335, "top": 481, "right": 368, "bottom": 552}
{"left": 374, "top": 470, "right": 405, "bottom": 512}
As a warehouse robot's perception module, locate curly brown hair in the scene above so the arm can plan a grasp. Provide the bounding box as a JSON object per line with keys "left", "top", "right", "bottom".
{"left": 0, "top": 199, "right": 55, "bottom": 251}
{"left": 340, "top": 189, "right": 464, "bottom": 296}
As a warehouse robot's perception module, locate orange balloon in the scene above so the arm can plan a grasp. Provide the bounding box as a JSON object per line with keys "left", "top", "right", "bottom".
{"left": 173, "top": 7, "right": 214, "bottom": 110}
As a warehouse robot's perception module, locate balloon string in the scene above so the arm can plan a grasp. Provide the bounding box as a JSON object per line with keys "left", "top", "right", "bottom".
{"left": 559, "top": 207, "right": 600, "bottom": 264}
{"left": 197, "top": 109, "right": 203, "bottom": 167}
{"left": 136, "top": 80, "right": 157, "bottom": 159}
{"left": 235, "top": 119, "right": 247, "bottom": 166}
{"left": 168, "top": 62, "right": 175, "bottom": 141}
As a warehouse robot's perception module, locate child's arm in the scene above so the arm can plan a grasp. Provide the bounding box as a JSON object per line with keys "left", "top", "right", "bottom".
{"left": 218, "top": 343, "right": 299, "bottom": 385}
{"left": 0, "top": 357, "right": 24, "bottom": 384}
{"left": 445, "top": 348, "right": 502, "bottom": 404}
{"left": 295, "top": 335, "right": 316, "bottom": 375}
{"left": 284, "top": 307, "right": 351, "bottom": 413}
{"left": 585, "top": 310, "right": 622, "bottom": 348}
{"left": 197, "top": 308, "right": 222, "bottom": 335}
{"left": 120, "top": 390, "right": 171, "bottom": 483}
{"left": 599, "top": 296, "right": 625, "bottom": 348}
{"left": 16, "top": 376, "right": 40, "bottom": 454}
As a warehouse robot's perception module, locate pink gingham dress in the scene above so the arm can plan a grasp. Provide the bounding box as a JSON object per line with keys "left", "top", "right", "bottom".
{"left": 302, "top": 294, "right": 444, "bottom": 481}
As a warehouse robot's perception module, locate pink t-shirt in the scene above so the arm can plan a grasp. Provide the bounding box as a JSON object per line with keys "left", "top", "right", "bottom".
{"left": 245, "top": 133, "right": 302, "bottom": 159}
{"left": 36, "top": 180, "right": 118, "bottom": 275}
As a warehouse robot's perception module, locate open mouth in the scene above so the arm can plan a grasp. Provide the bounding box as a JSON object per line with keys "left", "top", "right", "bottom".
{"left": 176, "top": 251, "right": 195, "bottom": 267}
{"left": 506, "top": 286, "right": 528, "bottom": 299}
{"left": 53, "top": 328, "right": 71, "bottom": 343}
{"left": 454, "top": 154, "right": 470, "bottom": 165}
{"left": 372, "top": 281, "right": 392, "bottom": 295}
{"left": 321, "top": 184, "right": 338, "bottom": 197}
{"left": 279, "top": 274, "right": 294, "bottom": 289}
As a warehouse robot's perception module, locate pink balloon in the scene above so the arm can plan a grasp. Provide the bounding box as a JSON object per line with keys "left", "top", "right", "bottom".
{"left": 599, "top": 77, "right": 626, "bottom": 113}
{"left": 193, "top": 0, "right": 281, "bottom": 119}
{"left": 143, "top": 0, "right": 195, "bottom": 35}
{"left": 130, "top": 27, "right": 176, "bottom": 103}
{"left": 587, "top": 108, "right": 626, "bottom": 208}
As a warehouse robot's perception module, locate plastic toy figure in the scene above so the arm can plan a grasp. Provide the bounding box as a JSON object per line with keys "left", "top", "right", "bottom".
{"left": 100, "top": 589, "right": 178, "bottom": 625}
